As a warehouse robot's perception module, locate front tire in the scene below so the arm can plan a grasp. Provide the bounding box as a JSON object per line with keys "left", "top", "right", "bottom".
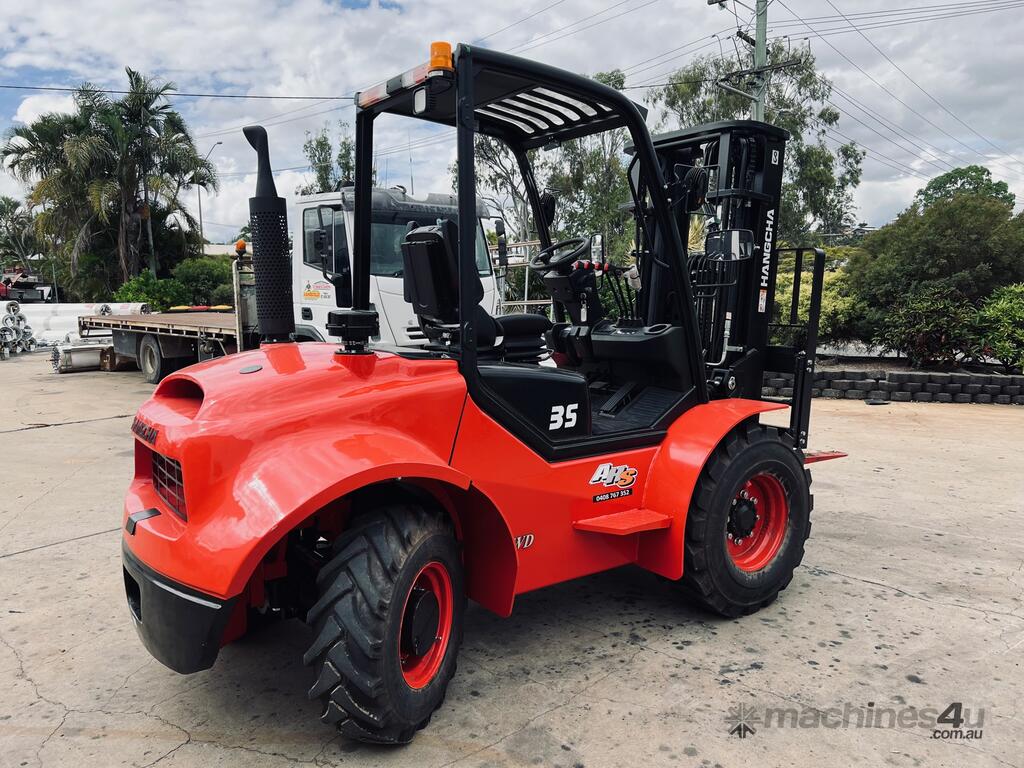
{"left": 677, "top": 423, "right": 812, "bottom": 617}
{"left": 303, "top": 503, "right": 464, "bottom": 744}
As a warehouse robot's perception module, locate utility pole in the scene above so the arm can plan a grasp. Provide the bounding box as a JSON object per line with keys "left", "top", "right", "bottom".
{"left": 709, "top": 0, "right": 784, "bottom": 123}
{"left": 197, "top": 141, "right": 222, "bottom": 248}
{"left": 753, "top": 0, "right": 767, "bottom": 121}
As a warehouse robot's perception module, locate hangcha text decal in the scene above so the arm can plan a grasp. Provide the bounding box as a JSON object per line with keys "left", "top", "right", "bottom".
{"left": 589, "top": 462, "right": 638, "bottom": 502}
{"left": 758, "top": 208, "right": 775, "bottom": 313}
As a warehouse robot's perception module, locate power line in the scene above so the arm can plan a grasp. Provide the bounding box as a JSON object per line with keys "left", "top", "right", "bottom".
{"left": 508, "top": 0, "right": 662, "bottom": 54}
{"left": 628, "top": 0, "right": 1024, "bottom": 88}
{"left": 826, "top": 84, "right": 962, "bottom": 171}
{"left": 819, "top": 129, "right": 928, "bottom": 180}
{"left": 477, "top": 0, "right": 572, "bottom": 41}
{"left": 195, "top": 102, "right": 353, "bottom": 139}
{"left": 822, "top": 0, "right": 1024, "bottom": 170}
{"left": 0, "top": 83, "right": 352, "bottom": 100}
{"left": 773, "top": 0, "right": 1024, "bottom": 182}
{"left": 824, "top": 98, "right": 953, "bottom": 175}
{"left": 619, "top": 28, "right": 734, "bottom": 75}
{"left": 764, "top": 0, "right": 1023, "bottom": 28}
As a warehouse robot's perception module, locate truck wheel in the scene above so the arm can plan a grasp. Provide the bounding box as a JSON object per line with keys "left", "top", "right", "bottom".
{"left": 139, "top": 334, "right": 164, "bottom": 384}
{"left": 304, "top": 503, "right": 464, "bottom": 744}
{"left": 677, "top": 423, "right": 812, "bottom": 617}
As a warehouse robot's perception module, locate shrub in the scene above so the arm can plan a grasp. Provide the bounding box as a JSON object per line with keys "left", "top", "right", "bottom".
{"left": 977, "top": 283, "right": 1024, "bottom": 372}
{"left": 113, "top": 272, "right": 190, "bottom": 311}
{"left": 873, "top": 286, "right": 980, "bottom": 368}
{"left": 171, "top": 257, "right": 233, "bottom": 305}
{"left": 210, "top": 283, "right": 235, "bottom": 306}
{"left": 772, "top": 259, "right": 864, "bottom": 346}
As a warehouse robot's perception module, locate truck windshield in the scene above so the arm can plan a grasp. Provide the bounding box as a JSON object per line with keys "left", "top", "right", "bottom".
{"left": 370, "top": 214, "right": 491, "bottom": 278}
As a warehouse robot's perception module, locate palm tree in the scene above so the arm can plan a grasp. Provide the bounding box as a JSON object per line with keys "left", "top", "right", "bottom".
{"left": 1, "top": 68, "right": 218, "bottom": 287}
{"left": 0, "top": 195, "right": 39, "bottom": 267}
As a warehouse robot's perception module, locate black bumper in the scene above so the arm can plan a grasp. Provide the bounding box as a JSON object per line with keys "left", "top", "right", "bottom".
{"left": 121, "top": 541, "right": 238, "bottom": 674}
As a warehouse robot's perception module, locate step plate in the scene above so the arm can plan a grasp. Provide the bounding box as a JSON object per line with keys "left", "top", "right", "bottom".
{"left": 573, "top": 507, "right": 672, "bottom": 536}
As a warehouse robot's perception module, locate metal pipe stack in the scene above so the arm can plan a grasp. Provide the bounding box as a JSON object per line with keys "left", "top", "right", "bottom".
{"left": 1, "top": 301, "right": 35, "bottom": 359}
{"left": 2, "top": 301, "right": 150, "bottom": 363}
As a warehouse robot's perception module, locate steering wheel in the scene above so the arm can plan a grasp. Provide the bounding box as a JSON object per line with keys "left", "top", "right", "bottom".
{"left": 529, "top": 237, "right": 592, "bottom": 272}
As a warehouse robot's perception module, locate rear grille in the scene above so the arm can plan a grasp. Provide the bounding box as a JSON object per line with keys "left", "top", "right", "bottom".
{"left": 151, "top": 451, "right": 187, "bottom": 521}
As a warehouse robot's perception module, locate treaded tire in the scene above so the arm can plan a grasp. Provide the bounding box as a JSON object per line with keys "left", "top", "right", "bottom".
{"left": 139, "top": 334, "right": 163, "bottom": 384}
{"left": 677, "top": 422, "right": 812, "bottom": 617}
{"left": 303, "top": 502, "right": 464, "bottom": 744}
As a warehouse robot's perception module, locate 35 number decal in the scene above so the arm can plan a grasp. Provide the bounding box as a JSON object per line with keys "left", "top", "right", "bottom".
{"left": 549, "top": 403, "right": 579, "bottom": 431}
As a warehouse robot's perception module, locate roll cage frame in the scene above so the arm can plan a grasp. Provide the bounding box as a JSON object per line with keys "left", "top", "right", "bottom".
{"left": 351, "top": 44, "right": 711, "bottom": 459}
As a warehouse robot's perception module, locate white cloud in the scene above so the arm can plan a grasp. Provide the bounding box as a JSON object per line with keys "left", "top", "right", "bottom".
{"left": 11, "top": 93, "right": 75, "bottom": 124}
{"left": 2, "top": 0, "right": 1024, "bottom": 226}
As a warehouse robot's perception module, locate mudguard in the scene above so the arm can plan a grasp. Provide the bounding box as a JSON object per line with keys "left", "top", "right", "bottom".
{"left": 637, "top": 398, "right": 788, "bottom": 579}
{"left": 122, "top": 345, "right": 470, "bottom": 599}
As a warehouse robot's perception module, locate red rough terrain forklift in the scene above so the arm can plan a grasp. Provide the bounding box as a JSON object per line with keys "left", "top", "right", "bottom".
{"left": 121, "top": 42, "right": 842, "bottom": 743}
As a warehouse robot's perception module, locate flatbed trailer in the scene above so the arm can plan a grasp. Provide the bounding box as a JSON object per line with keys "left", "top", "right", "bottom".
{"left": 77, "top": 255, "right": 258, "bottom": 383}
{"left": 79, "top": 310, "right": 248, "bottom": 383}
{"left": 79, "top": 311, "right": 239, "bottom": 344}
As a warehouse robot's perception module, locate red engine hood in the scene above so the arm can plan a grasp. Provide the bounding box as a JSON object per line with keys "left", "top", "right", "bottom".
{"left": 139, "top": 343, "right": 462, "bottom": 431}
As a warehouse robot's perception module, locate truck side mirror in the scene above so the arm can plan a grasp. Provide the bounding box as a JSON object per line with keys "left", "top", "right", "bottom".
{"left": 494, "top": 218, "right": 508, "bottom": 267}
{"left": 705, "top": 229, "right": 755, "bottom": 261}
{"left": 315, "top": 205, "right": 353, "bottom": 307}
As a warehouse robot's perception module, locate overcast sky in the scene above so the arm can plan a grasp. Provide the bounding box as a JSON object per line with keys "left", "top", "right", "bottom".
{"left": 2, "top": 0, "right": 1023, "bottom": 241}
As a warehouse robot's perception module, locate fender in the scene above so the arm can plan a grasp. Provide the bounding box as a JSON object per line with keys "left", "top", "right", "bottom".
{"left": 637, "top": 398, "right": 788, "bottom": 579}
{"left": 124, "top": 427, "right": 472, "bottom": 599}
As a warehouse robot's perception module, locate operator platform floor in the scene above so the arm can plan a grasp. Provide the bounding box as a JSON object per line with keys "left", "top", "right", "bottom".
{"left": 0, "top": 351, "right": 1021, "bottom": 768}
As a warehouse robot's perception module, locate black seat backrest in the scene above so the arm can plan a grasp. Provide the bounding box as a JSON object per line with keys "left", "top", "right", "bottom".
{"left": 401, "top": 218, "right": 485, "bottom": 327}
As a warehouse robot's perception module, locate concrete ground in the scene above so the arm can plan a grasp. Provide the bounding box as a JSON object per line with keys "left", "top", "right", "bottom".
{"left": 0, "top": 351, "right": 1021, "bottom": 768}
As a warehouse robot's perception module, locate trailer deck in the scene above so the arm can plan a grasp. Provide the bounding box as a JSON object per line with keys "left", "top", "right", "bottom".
{"left": 79, "top": 311, "right": 238, "bottom": 341}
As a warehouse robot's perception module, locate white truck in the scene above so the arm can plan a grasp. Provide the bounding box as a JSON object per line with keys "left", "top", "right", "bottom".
{"left": 80, "top": 187, "right": 498, "bottom": 382}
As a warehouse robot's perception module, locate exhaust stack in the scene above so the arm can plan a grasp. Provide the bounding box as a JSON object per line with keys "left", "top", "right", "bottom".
{"left": 243, "top": 125, "right": 294, "bottom": 343}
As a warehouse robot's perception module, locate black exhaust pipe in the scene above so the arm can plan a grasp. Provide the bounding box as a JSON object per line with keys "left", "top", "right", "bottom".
{"left": 243, "top": 125, "right": 294, "bottom": 343}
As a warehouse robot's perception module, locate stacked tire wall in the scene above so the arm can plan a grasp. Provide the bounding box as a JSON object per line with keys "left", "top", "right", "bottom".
{"left": 762, "top": 370, "right": 1024, "bottom": 405}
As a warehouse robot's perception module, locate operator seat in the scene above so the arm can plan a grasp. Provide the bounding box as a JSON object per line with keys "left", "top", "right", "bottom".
{"left": 401, "top": 219, "right": 551, "bottom": 362}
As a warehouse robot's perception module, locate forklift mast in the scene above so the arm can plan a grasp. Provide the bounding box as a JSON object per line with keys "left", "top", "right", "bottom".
{"left": 650, "top": 120, "right": 826, "bottom": 449}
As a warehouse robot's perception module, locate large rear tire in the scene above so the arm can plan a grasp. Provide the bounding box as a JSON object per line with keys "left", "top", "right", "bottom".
{"left": 303, "top": 503, "right": 464, "bottom": 744}
{"left": 677, "top": 423, "right": 812, "bottom": 617}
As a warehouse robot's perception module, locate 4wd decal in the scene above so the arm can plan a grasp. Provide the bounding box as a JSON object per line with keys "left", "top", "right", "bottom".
{"left": 589, "top": 462, "right": 638, "bottom": 502}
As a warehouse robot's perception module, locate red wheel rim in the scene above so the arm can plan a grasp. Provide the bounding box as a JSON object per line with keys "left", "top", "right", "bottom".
{"left": 398, "top": 561, "right": 453, "bottom": 689}
{"left": 727, "top": 472, "right": 789, "bottom": 572}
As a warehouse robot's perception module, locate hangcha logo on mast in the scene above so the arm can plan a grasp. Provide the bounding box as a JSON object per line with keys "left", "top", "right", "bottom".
{"left": 760, "top": 209, "right": 775, "bottom": 289}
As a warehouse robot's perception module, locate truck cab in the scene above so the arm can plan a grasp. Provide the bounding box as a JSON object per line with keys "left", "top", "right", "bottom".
{"left": 291, "top": 187, "right": 497, "bottom": 344}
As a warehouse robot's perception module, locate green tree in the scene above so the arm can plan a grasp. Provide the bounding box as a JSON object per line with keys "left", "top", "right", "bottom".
{"left": 171, "top": 256, "right": 233, "bottom": 305}
{"left": 873, "top": 286, "right": 980, "bottom": 368}
{"left": 651, "top": 41, "right": 864, "bottom": 242}
{"left": 467, "top": 70, "right": 629, "bottom": 246}
{"left": 977, "top": 284, "right": 1024, "bottom": 372}
{"left": 296, "top": 121, "right": 357, "bottom": 195}
{"left": 546, "top": 70, "right": 633, "bottom": 259}
{"left": 914, "top": 165, "right": 1014, "bottom": 209}
{"left": 0, "top": 195, "right": 38, "bottom": 267}
{"left": 849, "top": 193, "right": 1024, "bottom": 336}
{"left": 2, "top": 69, "right": 217, "bottom": 288}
